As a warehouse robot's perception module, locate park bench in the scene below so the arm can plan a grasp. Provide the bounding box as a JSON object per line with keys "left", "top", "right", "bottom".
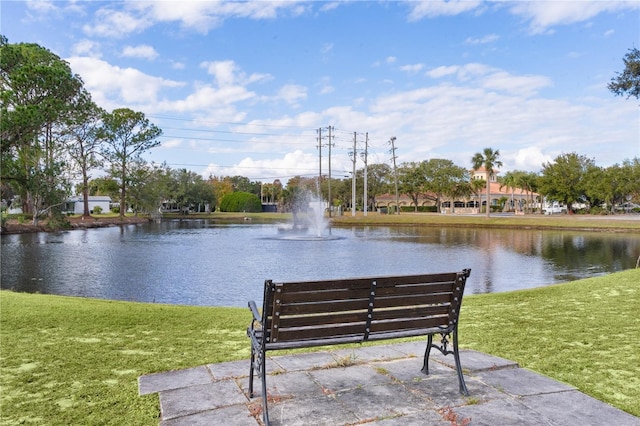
{"left": 247, "top": 269, "right": 471, "bottom": 426}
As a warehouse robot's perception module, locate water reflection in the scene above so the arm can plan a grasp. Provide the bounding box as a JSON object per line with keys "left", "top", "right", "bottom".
{"left": 1, "top": 221, "right": 638, "bottom": 307}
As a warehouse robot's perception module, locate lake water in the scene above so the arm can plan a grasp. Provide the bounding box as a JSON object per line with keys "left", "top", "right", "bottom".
{"left": 1, "top": 220, "right": 639, "bottom": 307}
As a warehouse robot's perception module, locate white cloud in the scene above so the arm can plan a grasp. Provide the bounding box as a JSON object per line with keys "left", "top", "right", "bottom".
{"left": 507, "top": 1, "right": 640, "bottom": 34}
{"left": 426, "top": 63, "right": 552, "bottom": 96}
{"left": 426, "top": 65, "right": 459, "bottom": 79}
{"left": 71, "top": 40, "right": 102, "bottom": 58}
{"left": 202, "top": 150, "right": 318, "bottom": 181}
{"left": 399, "top": 64, "right": 424, "bottom": 74}
{"left": 406, "top": 0, "right": 483, "bottom": 20}
{"left": 67, "top": 56, "right": 184, "bottom": 110}
{"left": 171, "top": 61, "right": 186, "bottom": 70}
{"left": 122, "top": 44, "right": 159, "bottom": 60}
{"left": 200, "top": 60, "right": 271, "bottom": 87}
{"left": 278, "top": 84, "right": 308, "bottom": 106}
{"left": 465, "top": 34, "right": 499, "bottom": 45}
{"left": 83, "top": 8, "right": 152, "bottom": 38}
{"left": 82, "top": 1, "right": 310, "bottom": 38}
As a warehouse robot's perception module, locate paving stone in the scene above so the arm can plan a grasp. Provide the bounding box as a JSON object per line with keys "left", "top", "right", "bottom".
{"left": 449, "top": 349, "right": 518, "bottom": 372}
{"left": 338, "top": 344, "right": 412, "bottom": 362}
{"left": 242, "top": 371, "right": 323, "bottom": 400}
{"left": 383, "top": 340, "right": 427, "bottom": 357}
{"left": 403, "top": 373, "right": 504, "bottom": 408}
{"left": 309, "top": 364, "right": 393, "bottom": 393}
{"left": 265, "top": 393, "right": 359, "bottom": 426}
{"left": 160, "top": 404, "right": 258, "bottom": 426}
{"left": 477, "top": 367, "right": 575, "bottom": 396}
{"left": 377, "top": 356, "right": 452, "bottom": 382}
{"left": 452, "top": 397, "right": 551, "bottom": 426}
{"left": 372, "top": 410, "right": 450, "bottom": 425}
{"left": 269, "top": 351, "right": 337, "bottom": 372}
{"left": 206, "top": 359, "right": 246, "bottom": 380}
{"left": 138, "top": 366, "right": 213, "bottom": 395}
{"left": 519, "top": 391, "right": 640, "bottom": 426}
{"left": 334, "top": 382, "right": 435, "bottom": 420}
{"left": 160, "top": 380, "right": 247, "bottom": 420}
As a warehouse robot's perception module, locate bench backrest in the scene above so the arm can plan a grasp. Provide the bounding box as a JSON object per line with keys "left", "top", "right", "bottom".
{"left": 260, "top": 269, "right": 470, "bottom": 350}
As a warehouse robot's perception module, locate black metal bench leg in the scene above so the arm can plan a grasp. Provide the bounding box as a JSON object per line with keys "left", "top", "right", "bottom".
{"left": 261, "top": 351, "right": 270, "bottom": 426}
{"left": 421, "top": 334, "right": 434, "bottom": 374}
{"left": 249, "top": 344, "right": 255, "bottom": 398}
{"left": 453, "top": 330, "right": 469, "bottom": 396}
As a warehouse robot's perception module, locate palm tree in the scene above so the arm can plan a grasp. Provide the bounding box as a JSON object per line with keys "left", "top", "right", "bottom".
{"left": 472, "top": 148, "right": 503, "bottom": 218}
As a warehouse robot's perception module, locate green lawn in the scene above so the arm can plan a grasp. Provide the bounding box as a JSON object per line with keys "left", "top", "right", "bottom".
{"left": 1, "top": 269, "right": 639, "bottom": 424}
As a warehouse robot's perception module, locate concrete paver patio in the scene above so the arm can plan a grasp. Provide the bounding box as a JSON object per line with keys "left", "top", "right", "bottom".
{"left": 139, "top": 341, "right": 639, "bottom": 425}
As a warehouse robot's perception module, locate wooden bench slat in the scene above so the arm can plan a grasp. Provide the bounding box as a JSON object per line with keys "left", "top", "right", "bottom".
{"left": 370, "top": 316, "right": 450, "bottom": 333}
{"left": 277, "top": 311, "right": 368, "bottom": 328}
{"left": 278, "top": 287, "right": 372, "bottom": 304}
{"left": 269, "top": 272, "right": 459, "bottom": 293}
{"left": 276, "top": 298, "right": 371, "bottom": 315}
{"left": 274, "top": 304, "right": 451, "bottom": 329}
{"left": 275, "top": 323, "right": 366, "bottom": 342}
{"left": 277, "top": 281, "right": 456, "bottom": 304}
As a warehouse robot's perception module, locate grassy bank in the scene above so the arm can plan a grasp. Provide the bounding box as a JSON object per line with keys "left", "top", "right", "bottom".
{"left": 331, "top": 211, "right": 640, "bottom": 232}
{"left": 1, "top": 269, "right": 639, "bottom": 424}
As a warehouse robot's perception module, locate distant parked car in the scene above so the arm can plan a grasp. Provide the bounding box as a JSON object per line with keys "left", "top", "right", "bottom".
{"left": 543, "top": 203, "right": 567, "bottom": 215}
{"left": 615, "top": 202, "right": 640, "bottom": 213}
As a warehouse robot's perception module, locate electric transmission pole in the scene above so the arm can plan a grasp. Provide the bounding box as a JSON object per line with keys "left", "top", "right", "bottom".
{"left": 350, "top": 132, "right": 357, "bottom": 216}
{"left": 328, "top": 126, "right": 333, "bottom": 217}
{"left": 389, "top": 136, "right": 400, "bottom": 215}
{"left": 362, "top": 132, "right": 368, "bottom": 216}
{"left": 317, "top": 128, "right": 322, "bottom": 198}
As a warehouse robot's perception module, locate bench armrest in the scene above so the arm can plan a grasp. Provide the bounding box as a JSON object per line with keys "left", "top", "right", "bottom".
{"left": 248, "top": 300, "right": 262, "bottom": 323}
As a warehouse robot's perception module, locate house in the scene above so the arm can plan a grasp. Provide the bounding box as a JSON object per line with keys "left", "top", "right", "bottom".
{"left": 63, "top": 196, "right": 112, "bottom": 215}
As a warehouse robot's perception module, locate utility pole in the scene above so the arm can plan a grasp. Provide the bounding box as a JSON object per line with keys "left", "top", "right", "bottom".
{"left": 362, "top": 132, "right": 368, "bottom": 216}
{"left": 350, "top": 132, "right": 357, "bottom": 216}
{"left": 328, "top": 126, "right": 333, "bottom": 217}
{"left": 317, "top": 128, "right": 322, "bottom": 198}
{"left": 389, "top": 136, "right": 400, "bottom": 215}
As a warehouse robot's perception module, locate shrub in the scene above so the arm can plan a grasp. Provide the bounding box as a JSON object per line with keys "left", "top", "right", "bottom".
{"left": 93, "top": 206, "right": 103, "bottom": 215}
{"left": 219, "top": 192, "right": 262, "bottom": 212}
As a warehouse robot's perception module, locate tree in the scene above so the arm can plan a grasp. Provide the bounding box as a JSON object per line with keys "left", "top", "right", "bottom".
{"left": 471, "top": 148, "right": 502, "bottom": 217}
{"left": 397, "top": 162, "right": 426, "bottom": 212}
{"left": 361, "top": 163, "right": 392, "bottom": 212}
{"left": 100, "top": 108, "right": 162, "bottom": 220}
{"left": 539, "top": 152, "right": 595, "bottom": 213}
{"left": 63, "top": 90, "right": 105, "bottom": 217}
{"left": 499, "top": 170, "right": 522, "bottom": 212}
{"left": 608, "top": 47, "right": 640, "bottom": 101}
{"left": 422, "top": 159, "right": 469, "bottom": 213}
{"left": 1, "top": 37, "right": 84, "bottom": 224}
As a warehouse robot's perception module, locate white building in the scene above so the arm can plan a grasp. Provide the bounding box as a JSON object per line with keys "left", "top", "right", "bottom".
{"left": 63, "top": 196, "right": 112, "bottom": 215}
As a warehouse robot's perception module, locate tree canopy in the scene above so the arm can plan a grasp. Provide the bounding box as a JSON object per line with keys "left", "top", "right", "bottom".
{"left": 608, "top": 47, "right": 640, "bottom": 101}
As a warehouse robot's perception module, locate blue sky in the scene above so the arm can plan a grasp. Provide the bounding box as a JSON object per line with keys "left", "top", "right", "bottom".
{"left": 2, "top": 1, "right": 639, "bottom": 183}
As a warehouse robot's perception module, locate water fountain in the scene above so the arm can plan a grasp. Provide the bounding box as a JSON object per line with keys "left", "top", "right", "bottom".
{"left": 276, "top": 191, "right": 340, "bottom": 241}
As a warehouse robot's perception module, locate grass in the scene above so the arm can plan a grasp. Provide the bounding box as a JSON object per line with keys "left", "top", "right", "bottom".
{"left": 331, "top": 211, "right": 640, "bottom": 232}
{"left": 1, "top": 269, "right": 639, "bottom": 424}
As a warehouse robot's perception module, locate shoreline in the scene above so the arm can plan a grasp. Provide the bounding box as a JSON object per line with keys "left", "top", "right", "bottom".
{"left": 2, "top": 211, "right": 639, "bottom": 235}
{"left": 1, "top": 215, "right": 150, "bottom": 235}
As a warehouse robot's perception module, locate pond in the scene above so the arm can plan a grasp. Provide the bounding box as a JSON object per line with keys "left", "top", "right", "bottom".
{"left": 1, "top": 220, "right": 639, "bottom": 307}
